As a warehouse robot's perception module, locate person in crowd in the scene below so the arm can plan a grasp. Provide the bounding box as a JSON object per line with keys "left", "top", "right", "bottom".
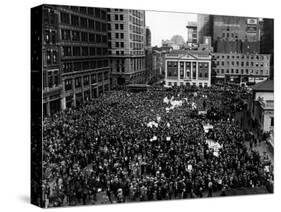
{"left": 42, "top": 85, "right": 273, "bottom": 207}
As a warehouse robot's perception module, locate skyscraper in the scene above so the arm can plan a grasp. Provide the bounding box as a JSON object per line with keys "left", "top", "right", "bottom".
{"left": 108, "top": 9, "right": 146, "bottom": 87}
{"left": 41, "top": 5, "right": 111, "bottom": 116}
{"left": 197, "top": 14, "right": 213, "bottom": 44}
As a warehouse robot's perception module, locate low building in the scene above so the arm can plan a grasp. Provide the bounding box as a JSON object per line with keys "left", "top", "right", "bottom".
{"left": 249, "top": 80, "right": 274, "bottom": 146}
{"left": 213, "top": 52, "right": 270, "bottom": 85}
{"left": 164, "top": 50, "right": 212, "bottom": 87}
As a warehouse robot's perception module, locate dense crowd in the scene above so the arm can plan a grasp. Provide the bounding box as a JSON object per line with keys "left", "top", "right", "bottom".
{"left": 42, "top": 85, "right": 273, "bottom": 207}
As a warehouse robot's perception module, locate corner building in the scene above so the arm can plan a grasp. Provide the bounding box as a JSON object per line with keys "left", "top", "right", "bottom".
{"left": 58, "top": 6, "right": 110, "bottom": 109}
{"left": 107, "top": 9, "right": 146, "bottom": 87}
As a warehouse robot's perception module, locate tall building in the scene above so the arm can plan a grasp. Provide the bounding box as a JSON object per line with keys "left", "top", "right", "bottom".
{"left": 42, "top": 5, "right": 111, "bottom": 116}
{"left": 213, "top": 16, "right": 261, "bottom": 53}
{"left": 145, "top": 27, "right": 151, "bottom": 48}
{"left": 197, "top": 14, "right": 213, "bottom": 44}
{"left": 186, "top": 21, "right": 198, "bottom": 44}
{"left": 213, "top": 52, "right": 270, "bottom": 84}
{"left": 164, "top": 50, "right": 212, "bottom": 87}
{"left": 108, "top": 9, "right": 146, "bottom": 87}
{"left": 260, "top": 18, "right": 274, "bottom": 79}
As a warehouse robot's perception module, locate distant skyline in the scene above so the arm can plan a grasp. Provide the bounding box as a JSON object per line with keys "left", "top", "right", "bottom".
{"left": 146, "top": 10, "right": 197, "bottom": 47}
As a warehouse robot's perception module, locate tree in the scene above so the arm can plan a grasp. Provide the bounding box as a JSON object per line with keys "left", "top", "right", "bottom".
{"left": 170, "top": 35, "right": 185, "bottom": 46}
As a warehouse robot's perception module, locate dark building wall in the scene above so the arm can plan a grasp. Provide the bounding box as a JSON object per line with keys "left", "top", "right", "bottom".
{"left": 260, "top": 18, "right": 274, "bottom": 79}
{"left": 54, "top": 5, "right": 111, "bottom": 109}
{"left": 31, "top": 5, "right": 43, "bottom": 208}
{"left": 42, "top": 5, "right": 62, "bottom": 116}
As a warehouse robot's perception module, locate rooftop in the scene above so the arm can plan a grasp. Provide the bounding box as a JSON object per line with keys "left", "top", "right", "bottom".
{"left": 251, "top": 80, "right": 274, "bottom": 92}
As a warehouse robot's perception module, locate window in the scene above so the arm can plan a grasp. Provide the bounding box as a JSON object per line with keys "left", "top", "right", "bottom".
{"left": 120, "top": 42, "right": 124, "bottom": 48}
{"left": 120, "top": 24, "right": 124, "bottom": 30}
{"left": 72, "top": 31, "right": 80, "bottom": 41}
{"left": 82, "top": 47, "right": 88, "bottom": 56}
{"left": 116, "top": 33, "right": 119, "bottom": 39}
{"left": 73, "top": 46, "right": 80, "bottom": 56}
{"left": 46, "top": 50, "right": 51, "bottom": 64}
{"left": 115, "top": 24, "right": 119, "bottom": 30}
{"left": 115, "top": 14, "right": 118, "bottom": 20}
{"left": 75, "top": 77, "right": 81, "bottom": 88}
{"left": 96, "top": 34, "right": 101, "bottom": 43}
{"left": 91, "top": 74, "right": 97, "bottom": 83}
{"left": 88, "top": 19, "right": 95, "bottom": 29}
{"left": 81, "top": 32, "right": 88, "bottom": 42}
{"left": 53, "top": 51, "right": 57, "bottom": 64}
{"left": 89, "top": 33, "right": 95, "bottom": 43}
{"left": 89, "top": 47, "right": 95, "bottom": 56}
{"left": 61, "top": 12, "right": 70, "bottom": 24}
{"left": 61, "top": 29, "right": 70, "bottom": 40}
{"left": 65, "top": 79, "right": 72, "bottom": 91}
{"left": 102, "top": 35, "right": 107, "bottom": 43}
{"left": 116, "top": 42, "right": 119, "bottom": 47}
{"left": 71, "top": 15, "right": 79, "bottom": 26}
{"left": 120, "top": 33, "right": 124, "bottom": 39}
{"left": 63, "top": 63, "right": 72, "bottom": 73}
{"left": 80, "top": 17, "right": 87, "bottom": 28}
{"left": 83, "top": 76, "right": 89, "bottom": 86}
{"left": 271, "top": 117, "right": 274, "bottom": 126}
{"left": 63, "top": 46, "right": 71, "bottom": 56}
{"left": 44, "top": 30, "right": 50, "bottom": 43}
{"left": 120, "top": 15, "right": 123, "bottom": 20}
{"left": 88, "top": 8, "right": 94, "bottom": 16}
{"left": 96, "top": 21, "right": 101, "bottom": 31}
{"left": 95, "top": 8, "right": 100, "bottom": 18}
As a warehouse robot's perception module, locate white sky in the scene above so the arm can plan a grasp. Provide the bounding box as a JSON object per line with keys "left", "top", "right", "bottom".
{"left": 146, "top": 10, "right": 197, "bottom": 47}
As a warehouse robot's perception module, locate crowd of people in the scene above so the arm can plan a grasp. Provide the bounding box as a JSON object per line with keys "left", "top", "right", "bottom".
{"left": 42, "top": 85, "right": 273, "bottom": 207}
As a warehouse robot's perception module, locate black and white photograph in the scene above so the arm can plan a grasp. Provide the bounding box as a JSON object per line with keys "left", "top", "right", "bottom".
{"left": 30, "top": 3, "right": 274, "bottom": 209}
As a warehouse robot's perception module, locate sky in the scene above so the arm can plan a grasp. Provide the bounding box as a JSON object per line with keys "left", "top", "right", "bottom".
{"left": 146, "top": 10, "right": 197, "bottom": 47}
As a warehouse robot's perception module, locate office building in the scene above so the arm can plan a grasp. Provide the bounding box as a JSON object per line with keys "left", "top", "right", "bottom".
{"left": 108, "top": 9, "right": 146, "bottom": 87}
{"left": 213, "top": 52, "right": 270, "bottom": 84}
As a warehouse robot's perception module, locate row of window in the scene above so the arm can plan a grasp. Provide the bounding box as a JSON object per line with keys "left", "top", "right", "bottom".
{"left": 112, "top": 14, "right": 124, "bottom": 21}
{"left": 129, "top": 15, "right": 143, "bottom": 26}
{"left": 216, "top": 68, "right": 269, "bottom": 75}
{"left": 108, "top": 32, "right": 124, "bottom": 39}
{"left": 64, "top": 71, "right": 109, "bottom": 90}
{"left": 167, "top": 81, "right": 209, "bottom": 87}
{"left": 167, "top": 68, "right": 209, "bottom": 79}
{"left": 129, "top": 51, "right": 144, "bottom": 55}
{"left": 65, "top": 7, "right": 107, "bottom": 20}
{"left": 60, "top": 12, "right": 107, "bottom": 31}
{"left": 214, "top": 54, "right": 269, "bottom": 60}
{"left": 111, "top": 23, "right": 124, "bottom": 30}
{"left": 216, "top": 60, "right": 269, "bottom": 67}
{"left": 43, "top": 8, "right": 58, "bottom": 26}
{"left": 129, "top": 24, "right": 144, "bottom": 34}
{"left": 130, "top": 10, "right": 143, "bottom": 19}
{"left": 62, "top": 60, "right": 109, "bottom": 73}
{"left": 167, "top": 61, "right": 209, "bottom": 69}
{"left": 129, "top": 33, "right": 144, "bottom": 42}
{"left": 62, "top": 46, "right": 108, "bottom": 57}
{"left": 130, "top": 42, "right": 144, "bottom": 50}
{"left": 61, "top": 29, "right": 107, "bottom": 43}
